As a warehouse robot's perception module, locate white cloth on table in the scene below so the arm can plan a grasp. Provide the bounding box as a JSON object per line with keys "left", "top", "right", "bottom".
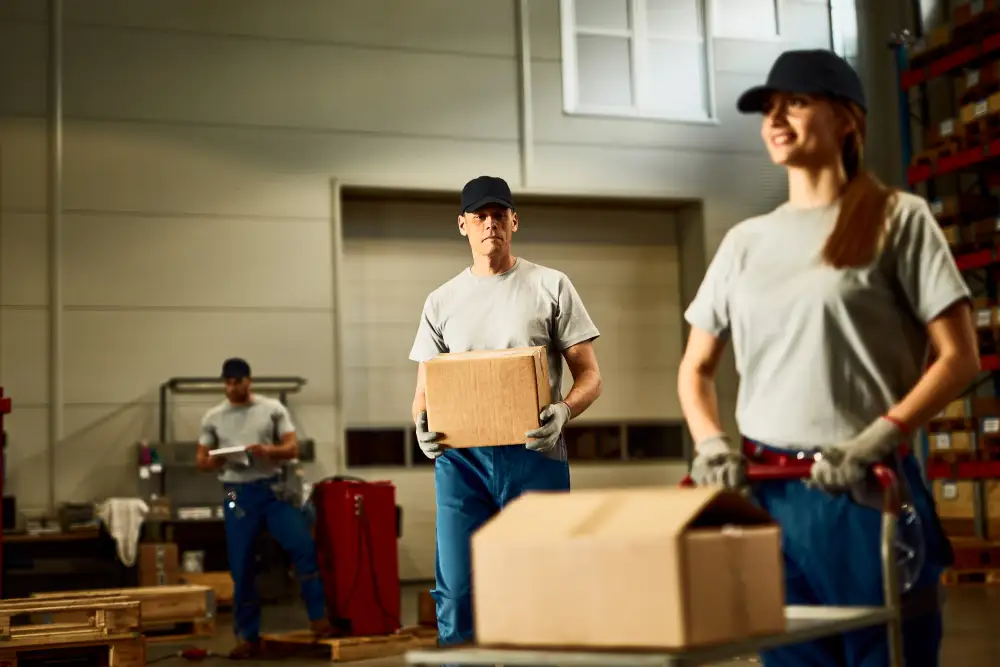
{"left": 95, "top": 497, "right": 149, "bottom": 567}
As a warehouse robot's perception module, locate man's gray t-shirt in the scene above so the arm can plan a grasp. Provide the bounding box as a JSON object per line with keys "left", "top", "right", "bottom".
{"left": 409, "top": 258, "right": 600, "bottom": 460}
{"left": 685, "top": 192, "right": 971, "bottom": 449}
{"left": 198, "top": 395, "right": 294, "bottom": 483}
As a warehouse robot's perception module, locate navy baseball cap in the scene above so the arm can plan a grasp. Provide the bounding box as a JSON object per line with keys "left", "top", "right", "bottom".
{"left": 736, "top": 49, "right": 866, "bottom": 114}
{"left": 221, "top": 357, "right": 251, "bottom": 379}
{"left": 460, "top": 176, "right": 515, "bottom": 214}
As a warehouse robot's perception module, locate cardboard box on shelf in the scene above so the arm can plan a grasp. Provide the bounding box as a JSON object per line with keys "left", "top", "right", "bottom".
{"left": 934, "top": 481, "right": 976, "bottom": 520}
{"left": 928, "top": 431, "right": 973, "bottom": 451}
{"left": 424, "top": 347, "right": 551, "bottom": 448}
{"left": 471, "top": 487, "right": 785, "bottom": 651}
{"left": 139, "top": 543, "right": 179, "bottom": 587}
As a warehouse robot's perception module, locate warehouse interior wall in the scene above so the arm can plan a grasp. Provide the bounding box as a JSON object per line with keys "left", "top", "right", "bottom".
{"left": 1, "top": 0, "right": 853, "bottom": 578}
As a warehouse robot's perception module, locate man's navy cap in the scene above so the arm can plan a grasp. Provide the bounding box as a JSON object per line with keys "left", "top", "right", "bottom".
{"left": 460, "top": 176, "right": 515, "bottom": 214}
{"left": 737, "top": 49, "right": 866, "bottom": 114}
{"left": 222, "top": 357, "right": 251, "bottom": 379}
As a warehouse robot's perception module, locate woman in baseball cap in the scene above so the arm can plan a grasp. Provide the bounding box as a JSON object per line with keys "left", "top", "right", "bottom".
{"left": 679, "top": 49, "right": 976, "bottom": 667}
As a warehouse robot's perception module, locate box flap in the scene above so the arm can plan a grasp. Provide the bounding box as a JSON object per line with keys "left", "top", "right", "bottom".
{"left": 474, "top": 487, "right": 774, "bottom": 543}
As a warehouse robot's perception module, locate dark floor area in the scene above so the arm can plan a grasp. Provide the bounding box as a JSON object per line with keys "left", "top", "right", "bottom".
{"left": 145, "top": 584, "right": 1000, "bottom": 666}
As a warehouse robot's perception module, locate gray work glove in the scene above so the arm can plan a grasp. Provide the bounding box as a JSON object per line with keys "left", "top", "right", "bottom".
{"left": 689, "top": 434, "right": 748, "bottom": 490}
{"left": 414, "top": 410, "right": 444, "bottom": 460}
{"left": 810, "top": 417, "right": 903, "bottom": 493}
{"left": 525, "top": 402, "right": 572, "bottom": 453}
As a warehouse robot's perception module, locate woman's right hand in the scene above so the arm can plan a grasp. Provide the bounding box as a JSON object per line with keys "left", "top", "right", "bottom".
{"left": 689, "top": 434, "right": 748, "bottom": 490}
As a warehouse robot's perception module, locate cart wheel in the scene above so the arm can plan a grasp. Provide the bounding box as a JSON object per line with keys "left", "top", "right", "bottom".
{"left": 896, "top": 502, "right": 925, "bottom": 594}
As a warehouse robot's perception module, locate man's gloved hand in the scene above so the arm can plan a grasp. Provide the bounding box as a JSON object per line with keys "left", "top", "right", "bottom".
{"left": 810, "top": 417, "right": 903, "bottom": 493}
{"left": 525, "top": 402, "right": 572, "bottom": 453}
{"left": 415, "top": 410, "right": 445, "bottom": 460}
{"left": 689, "top": 434, "right": 747, "bottom": 490}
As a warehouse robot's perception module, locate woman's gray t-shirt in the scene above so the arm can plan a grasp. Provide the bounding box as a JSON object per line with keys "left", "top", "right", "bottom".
{"left": 685, "top": 191, "right": 972, "bottom": 449}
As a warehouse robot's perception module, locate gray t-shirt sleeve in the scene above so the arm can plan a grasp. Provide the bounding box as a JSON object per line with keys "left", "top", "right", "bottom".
{"left": 198, "top": 413, "right": 218, "bottom": 448}
{"left": 273, "top": 403, "right": 295, "bottom": 437}
{"left": 409, "top": 295, "right": 448, "bottom": 362}
{"left": 684, "top": 230, "right": 738, "bottom": 338}
{"left": 893, "top": 196, "right": 972, "bottom": 323}
{"left": 554, "top": 274, "right": 600, "bottom": 349}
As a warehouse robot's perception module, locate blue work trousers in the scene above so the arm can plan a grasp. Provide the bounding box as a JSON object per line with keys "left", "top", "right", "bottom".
{"left": 223, "top": 477, "right": 327, "bottom": 642}
{"left": 434, "top": 446, "right": 571, "bottom": 646}
{"left": 751, "top": 447, "right": 947, "bottom": 667}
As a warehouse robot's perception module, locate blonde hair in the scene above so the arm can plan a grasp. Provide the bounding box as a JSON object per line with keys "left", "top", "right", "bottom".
{"left": 820, "top": 101, "right": 897, "bottom": 268}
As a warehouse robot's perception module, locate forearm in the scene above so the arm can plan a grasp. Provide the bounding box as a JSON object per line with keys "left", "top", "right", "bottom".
{"left": 561, "top": 369, "right": 602, "bottom": 419}
{"left": 887, "top": 351, "right": 980, "bottom": 432}
{"left": 678, "top": 366, "right": 727, "bottom": 444}
{"left": 195, "top": 446, "right": 221, "bottom": 471}
{"left": 412, "top": 390, "right": 427, "bottom": 423}
{"left": 270, "top": 439, "right": 300, "bottom": 460}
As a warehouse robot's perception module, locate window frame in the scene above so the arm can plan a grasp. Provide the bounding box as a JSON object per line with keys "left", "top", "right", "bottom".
{"left": 559, "top": 0, "right": 720, "bottom": 125}
{"left": 710, "top": 0, "right": 784, "bottom": 42}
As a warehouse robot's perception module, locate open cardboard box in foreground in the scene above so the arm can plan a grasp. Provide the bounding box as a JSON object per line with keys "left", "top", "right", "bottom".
{"left": 471, "top": 485, "right": 786, "bottom": 650}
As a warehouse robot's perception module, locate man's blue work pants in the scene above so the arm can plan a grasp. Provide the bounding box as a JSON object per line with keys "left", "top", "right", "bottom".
{"left": 433, "top": 446, "right": 571, "bottom": 646}
{"left": 222, "top": 477, "right": 327, "bottom": 642}
{"left": 751, "top": 447, "right": 947, "bottom": 667}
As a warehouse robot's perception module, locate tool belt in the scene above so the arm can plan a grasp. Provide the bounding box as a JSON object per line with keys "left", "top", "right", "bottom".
{"left": 741, "top": 439, "right": 912, "bottom": 465}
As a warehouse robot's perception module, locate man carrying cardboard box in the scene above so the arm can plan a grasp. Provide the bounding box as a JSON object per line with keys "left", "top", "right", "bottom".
{"left": 408, "top": 175, "right": 603, "bottom": 647}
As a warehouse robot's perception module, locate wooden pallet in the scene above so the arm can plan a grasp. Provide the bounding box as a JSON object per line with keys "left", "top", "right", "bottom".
{"left": 0, "top": 595, "right": 145, "bottom": 665}
{"left": 30, "top": 586, "right": 216, "bottom": 641}
{"left": 941, "top": 568, "right": 1000, "bottom": 586}
{"left": 260, "top": 626, "right": 438, "bottom": 662}
{"left": 0, "top": 635, "right": 145, "bottom": 667}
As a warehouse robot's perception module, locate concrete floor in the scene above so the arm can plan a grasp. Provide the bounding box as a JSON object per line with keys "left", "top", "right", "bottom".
{"left": 147, "top": 584, "right": 1000, "bottom": 666}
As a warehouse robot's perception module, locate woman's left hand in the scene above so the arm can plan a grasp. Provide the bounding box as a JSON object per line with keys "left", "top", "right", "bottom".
{"left": 809, "top": 417, "right": 904, "bottom": 492}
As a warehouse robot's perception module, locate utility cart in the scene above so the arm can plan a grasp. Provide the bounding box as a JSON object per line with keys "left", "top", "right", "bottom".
{"left": 406, "top": 461, "right": 909, "bottom": 667}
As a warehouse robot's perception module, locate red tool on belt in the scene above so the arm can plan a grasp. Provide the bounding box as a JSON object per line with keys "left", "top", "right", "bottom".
{"left": 681, "top": 459, "right": 902, "bottom": 516}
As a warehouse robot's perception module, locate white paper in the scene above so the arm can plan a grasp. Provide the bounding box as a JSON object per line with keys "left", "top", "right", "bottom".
{"left": 209, "top": 445, "right": 249, "bottom": 457}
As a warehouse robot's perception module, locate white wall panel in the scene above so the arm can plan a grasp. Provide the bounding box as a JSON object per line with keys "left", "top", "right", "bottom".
{"left": 62, "top": 310, "right": 335, "bottom": 405}
{"left": 0, "top": 213, "right": 47, "bottom": 306}
{"left": 62, "top": 214, "right": 332, "bottom": 309}
{"left": 532, "top": 144, "right": 787, "bottom": 203}
{"left": 0, "top": 21, "right": 46, "bottom": 117}
{"left": 1, "top": 406, "right": 49, "bottom": 510}
{"left": 58, "top": 121, "right": 519, "bottom": 217}
{"left": 0, "top": 119, "right": 47, "bottom": 212}
{"left": 0, "top": 308, "right": 48, "bottom": 405}
{"left": 62, "top": 27, "right": 519, "bottom": 141}
{"left": 60, "top": 0, "right": 518, "bottom": 58}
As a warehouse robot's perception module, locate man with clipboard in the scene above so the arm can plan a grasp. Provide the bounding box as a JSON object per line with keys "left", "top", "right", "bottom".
{"left": 196, "top": 357, "right": 333, "bottom": 658}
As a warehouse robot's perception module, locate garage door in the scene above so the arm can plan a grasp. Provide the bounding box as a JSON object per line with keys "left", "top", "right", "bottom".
{"left": 341, "top": 193, "right": 687, "bottom": 580}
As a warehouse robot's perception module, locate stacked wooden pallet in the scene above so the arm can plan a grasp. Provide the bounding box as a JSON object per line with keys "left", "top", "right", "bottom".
{"left": 31, "top": 584, "right": 216, "bottom": 642}
{"left": 0, "top": 595, "right": 145, "bottom": 666}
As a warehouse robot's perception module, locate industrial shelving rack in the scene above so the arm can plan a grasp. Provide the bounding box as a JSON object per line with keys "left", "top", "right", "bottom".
{"left": 892, "top": 0, "right": 1000, "bottom": 567}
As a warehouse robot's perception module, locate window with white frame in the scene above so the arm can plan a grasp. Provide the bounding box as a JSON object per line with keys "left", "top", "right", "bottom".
{"left": 560, "top": 0, "right": 715, "bottom": 123}
{"left": 711, "top": 0, "right": 780, "bottom": 41}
